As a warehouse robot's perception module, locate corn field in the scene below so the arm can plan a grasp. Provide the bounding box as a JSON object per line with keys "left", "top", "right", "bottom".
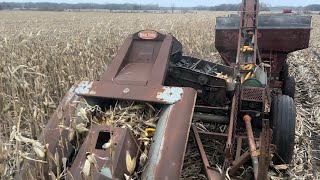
{"left": 0, "top": 11, "right": 320, "bottom": 179}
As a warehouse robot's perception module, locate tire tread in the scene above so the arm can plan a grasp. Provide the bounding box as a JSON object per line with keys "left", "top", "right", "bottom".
{"left": 272, "top": 95, "right": 296, "bottom": 164}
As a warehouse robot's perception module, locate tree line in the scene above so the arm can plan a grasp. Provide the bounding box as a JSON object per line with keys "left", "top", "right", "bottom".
{"left": 304, "top": 4, "right": 320, "bottom": 11}
{"left": 0, "top": 2, "right": 160, "bottom": 11}
{"left": 0, "top": 2, "right": 319, "bottom": 12}
{"left": 195, "top": 3, "right": 270, "bottom": 11}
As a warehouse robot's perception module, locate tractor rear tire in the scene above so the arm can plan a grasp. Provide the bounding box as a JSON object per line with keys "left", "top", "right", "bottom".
{"left": 271, "top": 95, "right": 296, "bottom": 164}
{"left": 283, "top": 76, "right": 296, "bottom": 99}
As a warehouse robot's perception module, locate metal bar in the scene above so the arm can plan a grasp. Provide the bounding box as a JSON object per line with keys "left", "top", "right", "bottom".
{"left": 229, "top": 150, "right": 251, "bottom": 175}
{"left": 192, "top": 126, "right": 210, "bottom": 167}
{"left": 243, "top": 116, "right": 258, "bottom": 156}
{"left": 258, "top": 119, "right": 272, "bottom": 179}
{"left": 193, "top": 113, "right": 229, "bottom": 124}
{"left": 192, "top": 126, "right": 221, "bottom": 180}
{"left": 199, "top": 130, "right": 256, "bottom": 138}
{"left": 195, "top": 105, "right": 230, "bottom": 111}
{"left": 198, "top": 131, "right": 228, "bottom": 139}
{"left": 224, "top": 85, "right": 240, "bottom": 160}
{"left": 225, "top": 94, "right": 237, "bottom": 159}
{"left": 221, "top": 160, "right": 228, "bottom": 180}
{"left": 236, "top": 137, "right": 243, "bottom": 160}
{"left": 222, "top": 86, "right": 240, "bottom": 179}
{"left": 243, "top": 115, "right": 259, "bottom": 180}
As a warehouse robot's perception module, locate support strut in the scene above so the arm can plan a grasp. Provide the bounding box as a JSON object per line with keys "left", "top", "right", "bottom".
{"left": 243, "top": 114, "right": 259, "bottom": 180}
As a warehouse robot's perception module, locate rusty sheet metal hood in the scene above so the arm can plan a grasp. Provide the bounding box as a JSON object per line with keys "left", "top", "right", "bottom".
{"left": 215, "top": 14, "right": 311, "bottom": 53}
{"left": 216, "top": 14, "right": 312, "bottom": 29}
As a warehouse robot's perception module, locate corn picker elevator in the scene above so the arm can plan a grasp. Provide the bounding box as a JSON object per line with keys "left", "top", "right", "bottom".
{"left": 17, "top": 0, "right": 312, "bottom": 179}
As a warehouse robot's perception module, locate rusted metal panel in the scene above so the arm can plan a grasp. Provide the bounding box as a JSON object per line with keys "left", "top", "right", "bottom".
{"left": 141, "top": 87, "right": 197, "bottom": 179}
{"left": 113, "top": 39, "right": 163, "bottom": 85}
{"left": 148, "top": 34, "right": 174, "bottom": 86}
{"left": 141, "top": 105, "right": 173, "bottom": 179}
{"left": 100, "top": 35, "right": 134, "bottom": 82}
{"left": 74, "top": 81, "right": 187, "bottom": 105}
{"left": 216, "top": 29, "right": 311, "bottom": 59}
{"left": 100, "top": 31, "right": 174, "bottom": 87}
{"left": 67, "top": 125, "right": 139, "bottom": 180}
{"left": 216, "top": 14, "right": 312, "bottom": 29}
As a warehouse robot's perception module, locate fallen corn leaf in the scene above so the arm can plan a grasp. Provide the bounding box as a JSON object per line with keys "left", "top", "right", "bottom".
{"left": 273, "top": 164, "right": 289, "bottom": 170}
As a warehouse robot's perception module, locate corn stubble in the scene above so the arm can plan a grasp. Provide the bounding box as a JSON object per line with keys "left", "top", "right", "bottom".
{"left": 0, "top": 11, "right": 319, "bottom": 179}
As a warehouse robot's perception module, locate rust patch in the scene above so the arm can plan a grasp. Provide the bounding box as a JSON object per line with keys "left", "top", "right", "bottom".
{"left": 75, "top": 81, "right": 95, "bottom": 95}
{"left": 156, "top": 87, "right": 183, "bottom": 104}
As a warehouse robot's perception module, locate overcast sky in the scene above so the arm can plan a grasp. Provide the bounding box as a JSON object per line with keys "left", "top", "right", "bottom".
{"left": 3, "top": 0, "right": 319, "bottom": 7}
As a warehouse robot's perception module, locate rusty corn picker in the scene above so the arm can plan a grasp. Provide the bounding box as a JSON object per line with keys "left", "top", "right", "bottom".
{"left": 17, "top": 0, "right": 312, "bottom": 179}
